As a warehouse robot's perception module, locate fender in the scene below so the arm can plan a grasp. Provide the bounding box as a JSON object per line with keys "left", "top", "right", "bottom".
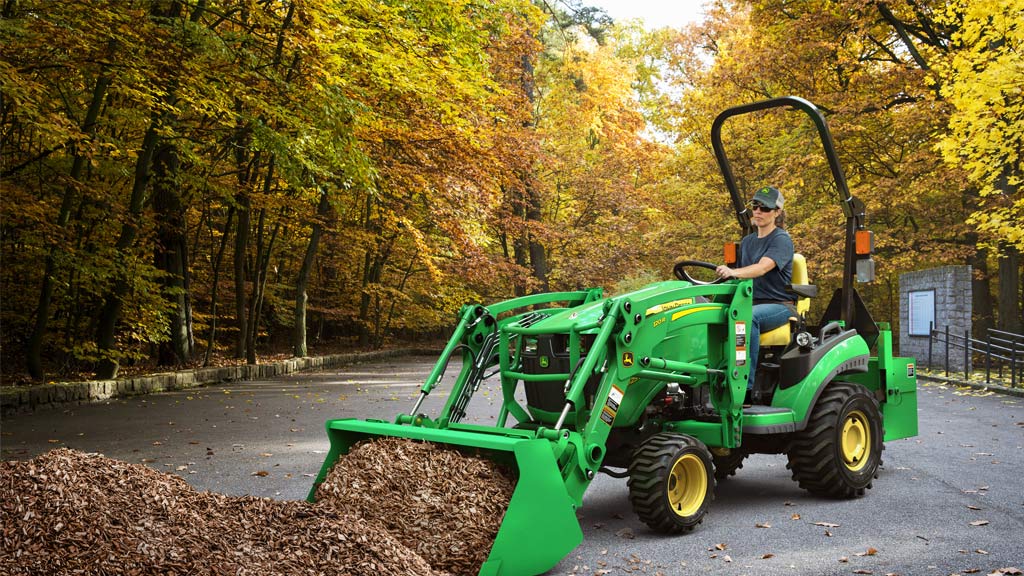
{"left": 771, "top": 331, "right": 870, "bottom": 432}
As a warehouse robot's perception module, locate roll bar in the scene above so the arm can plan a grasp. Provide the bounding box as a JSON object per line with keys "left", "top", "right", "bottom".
{"left": 710, "top": 96, "right": 872, "bottom": 337}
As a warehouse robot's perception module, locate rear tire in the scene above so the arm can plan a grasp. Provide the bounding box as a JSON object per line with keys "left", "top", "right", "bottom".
{"left": 787, "top": 382, "right": 883, "bottom": 498}
{"left": 628, "top": 432, "right": 715, "bottom": 533}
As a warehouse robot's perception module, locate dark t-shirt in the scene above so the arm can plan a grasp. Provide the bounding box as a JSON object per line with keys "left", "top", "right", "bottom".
{"left": 740, "top": 228, "right": 794, "bottom": 302}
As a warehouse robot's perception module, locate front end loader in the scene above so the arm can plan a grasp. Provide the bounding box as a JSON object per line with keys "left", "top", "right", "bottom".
{"left": 307, "top": 97, "right": 919, "bottom": 576}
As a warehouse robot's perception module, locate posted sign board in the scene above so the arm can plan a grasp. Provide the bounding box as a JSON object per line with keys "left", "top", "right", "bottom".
{"left": 908, "top": 290, "right": 935, "bottom": 336}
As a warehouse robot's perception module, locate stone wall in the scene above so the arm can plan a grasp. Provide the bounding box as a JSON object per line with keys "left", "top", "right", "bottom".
{"left": 1, "top": 349, "right": 438, "bottom": 417}
{"left": 899, "top": 266, "right": 972, "bottom": 371}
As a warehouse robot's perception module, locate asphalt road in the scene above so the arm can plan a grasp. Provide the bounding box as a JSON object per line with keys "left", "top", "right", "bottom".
{"left": 3, "top": 355, "right": 1022, "bottom": 575}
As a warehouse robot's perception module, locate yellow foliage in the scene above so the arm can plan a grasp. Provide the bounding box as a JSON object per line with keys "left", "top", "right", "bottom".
{"left": 937, "top": 0, "right": 1024, "bottom": 251}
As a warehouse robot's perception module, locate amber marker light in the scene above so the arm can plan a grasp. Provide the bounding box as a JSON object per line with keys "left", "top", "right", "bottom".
{"left": 855, "top": 230, "right": 874, "bottom": 255}
{"left": 724, "top": 242, "right": 738, "bottom": 265}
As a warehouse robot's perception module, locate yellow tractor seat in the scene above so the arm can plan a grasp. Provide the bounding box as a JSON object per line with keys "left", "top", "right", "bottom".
{"left": 759, "top": 253, "right": 813, "bottom": 346}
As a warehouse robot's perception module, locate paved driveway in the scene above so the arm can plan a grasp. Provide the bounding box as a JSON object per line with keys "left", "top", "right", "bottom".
{"left": 3, "top": 355, "right": 1022, "bottom": 575}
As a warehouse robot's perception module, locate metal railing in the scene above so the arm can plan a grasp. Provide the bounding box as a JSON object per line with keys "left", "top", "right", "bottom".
{"left": 927, "top": 324, "right": 1023, "bottom": 388}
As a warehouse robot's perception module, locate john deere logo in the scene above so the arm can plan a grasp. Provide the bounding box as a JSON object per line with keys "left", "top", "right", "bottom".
{"left": 622, "top": 352, "right": 634, "bottom": 367}
{"left": 539, "top": 356, "right": 549, "bottom": 368}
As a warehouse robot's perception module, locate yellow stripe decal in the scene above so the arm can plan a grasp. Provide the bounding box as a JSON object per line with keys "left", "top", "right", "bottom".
{"left": 671, "top": 305, "right": 724, "bottom": 321}
{"left": 645, "top": 298, "right": 693, "bottom": 316}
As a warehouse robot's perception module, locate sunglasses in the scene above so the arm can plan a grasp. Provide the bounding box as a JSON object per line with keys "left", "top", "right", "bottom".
{"left": 750, "top": 203, "right": 775, "bottom": 213}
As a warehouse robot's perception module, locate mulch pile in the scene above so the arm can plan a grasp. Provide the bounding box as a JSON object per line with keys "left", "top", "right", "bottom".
{"left": 315, "top": 437, "right": 518, "bottom": 575}
{"left": 1, "top": 440, "right": 517, "bottom": 576}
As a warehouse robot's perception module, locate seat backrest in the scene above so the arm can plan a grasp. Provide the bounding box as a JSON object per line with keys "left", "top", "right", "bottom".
{"left": 792, "top": 253, "right": 809, "bottom": 315}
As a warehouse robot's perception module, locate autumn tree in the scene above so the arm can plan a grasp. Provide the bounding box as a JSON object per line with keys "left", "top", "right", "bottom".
{"left": 3, "top": 1, "right": 184, "bottom": 379}
{"left": 936, "top": 0, "right": 1024, "bottom": 331}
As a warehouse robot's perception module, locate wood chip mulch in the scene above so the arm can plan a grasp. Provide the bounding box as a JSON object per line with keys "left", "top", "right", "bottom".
{"left": 1, "top": 440, "right": 517, "bottom": 576}
{"left": 315, "top": 437, "right": 518, "bottom": 575}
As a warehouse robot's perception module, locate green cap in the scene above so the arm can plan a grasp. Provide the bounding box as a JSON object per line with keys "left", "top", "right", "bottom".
{"left": 751, "top": 186, "right": 784, "bottom": 209}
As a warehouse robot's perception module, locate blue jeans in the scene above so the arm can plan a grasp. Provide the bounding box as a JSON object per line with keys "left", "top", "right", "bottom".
{"left": 748, "top": 303, "right": 793, "bottom": 389}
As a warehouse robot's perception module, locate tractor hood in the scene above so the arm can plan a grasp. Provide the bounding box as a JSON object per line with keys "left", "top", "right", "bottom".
{"left": 519, "top": 281, "right": 693, "bottom": 334}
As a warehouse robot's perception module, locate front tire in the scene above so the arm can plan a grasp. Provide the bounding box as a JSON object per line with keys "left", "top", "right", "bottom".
{"left": 628, "top": 432, "right": 715, "bottom": 533}
{"left": 712, "top": 449, "right": 747, "bottom": 481}
{"left": 787, "top": 382, "right": 883, "bottom": 498}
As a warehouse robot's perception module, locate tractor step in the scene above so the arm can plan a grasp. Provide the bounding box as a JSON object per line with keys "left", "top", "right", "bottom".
{"left": 741, "top": 406, "right": 796, "bottom": 434}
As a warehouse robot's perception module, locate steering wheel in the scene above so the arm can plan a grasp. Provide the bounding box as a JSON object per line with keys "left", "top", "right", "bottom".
{"left": 673, "top": 260, "right": 727, "bottom": 285}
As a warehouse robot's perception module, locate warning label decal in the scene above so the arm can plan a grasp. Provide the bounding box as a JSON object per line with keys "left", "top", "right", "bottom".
{"left": 602, "top": 385, "right": 624, "bottom": 425}
{"left": 607, "top": 385, "right": 623, "bottom": 411}
{"left": 735, "top": 321, "right": 747, "bottom": 367}
{"left": 600, "top": 406, "right": 616, "bottom": 425}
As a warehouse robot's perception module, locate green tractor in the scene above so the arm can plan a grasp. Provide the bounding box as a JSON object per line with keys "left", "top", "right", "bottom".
{"left": 308, "top": 97, "right": 918, "bottom": 576}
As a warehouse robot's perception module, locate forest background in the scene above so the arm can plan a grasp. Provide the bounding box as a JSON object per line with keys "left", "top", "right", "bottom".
{"left": 1, "top": 0, "right": 1021, "bottom": 383}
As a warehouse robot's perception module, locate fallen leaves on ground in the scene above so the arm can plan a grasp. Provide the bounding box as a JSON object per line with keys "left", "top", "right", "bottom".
{"left": 615, "top": 527, "right": 636, "bottom": 539}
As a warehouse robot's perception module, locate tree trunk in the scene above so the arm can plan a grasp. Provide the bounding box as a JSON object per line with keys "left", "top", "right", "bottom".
{"left": 512, "top": 230, "right": 529, "bottom": 297}
{"left": 997, "top": 243, "right": 1021, "bottom": 333}
{"left": 969, "top": 243, "right": 994, "bottom": 337}
{"left": 27, "top": 72, "right": 111, "bottom": 379}
{"left": 358, "top": 192, "right": 378, "bottom": 347}
{"left": 247, "top": 205, "right": 282, "bottom": 365}
{"left": 359, "top": 250, "right": 387, "bottom": 347}
{"left": 233, "top": 190, "right": 251, "bottom": 359}
{"left": 521, "top": 47, "right": 547, "bottom": 292}
{"left": 294, "top": 190, "right": 330, "bottom": 357}
{"left": 525, "top": 181, "right": 548, "bottom": 292}
{"left": 358, "top": 264, "right": 371, "bottom": 346}
{"left": 244, "top": 206, "right": 264, "bottom": 365}
{"left": 375, "top": 254, "right": 417, "bottom": 348}
{"left": 152, "top": 142, "right": 193, "bottom": 366}
{"left": 94, "top": 120, "right": 161, "bottom": 379}
{"left": 203, "top": 208, "right": 234, "bottom": 367}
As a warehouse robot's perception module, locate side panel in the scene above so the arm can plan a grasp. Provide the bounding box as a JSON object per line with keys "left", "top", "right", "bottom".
{"left": 845, "top": 328, "right": 919, "bottom": 441}
{"left": 880, "top": 356, "right": 918, "bottom": 440}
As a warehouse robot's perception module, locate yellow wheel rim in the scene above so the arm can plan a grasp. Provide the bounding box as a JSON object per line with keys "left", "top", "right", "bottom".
{"left": 667, "top": 453, "right": 707, "bottom": 518}
{"left": 841, "top": 410, "right": 871, "bottom": 472}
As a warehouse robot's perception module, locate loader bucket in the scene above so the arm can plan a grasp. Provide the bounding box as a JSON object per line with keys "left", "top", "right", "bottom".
{"left": 308, "top": 418, "right": 583, "bottom": 576}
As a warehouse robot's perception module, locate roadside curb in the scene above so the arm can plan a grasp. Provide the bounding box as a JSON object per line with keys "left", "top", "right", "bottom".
{"left": 918, "top": 373, "right": 1024, "bottom": 398}
{"left": 1, "top": 348, "right": 443, "bottom": 417}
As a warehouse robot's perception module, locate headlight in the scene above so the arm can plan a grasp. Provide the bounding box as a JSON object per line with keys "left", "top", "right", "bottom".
{"left": 795, "top": 331, "right": 814, "bottom": 349}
